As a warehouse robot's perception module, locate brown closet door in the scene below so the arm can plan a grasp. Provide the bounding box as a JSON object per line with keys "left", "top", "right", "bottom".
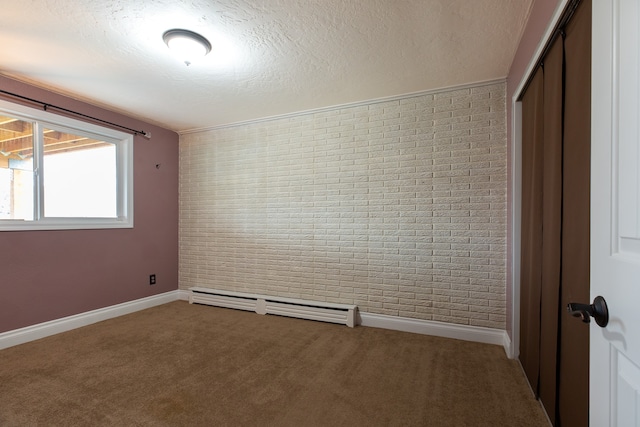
{"left": 519, "top": 67, "right": 544, "bottom": 393}
{"left": 539, "top": 33, "right": 564, "bottom": 423}
{"left": 558, "top": 0, "right": 591, "bottom": 425}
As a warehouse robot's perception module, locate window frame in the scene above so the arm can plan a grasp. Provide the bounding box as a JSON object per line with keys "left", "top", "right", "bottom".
{"left": 0, "top": 99, "right": 134, "bottom": 231}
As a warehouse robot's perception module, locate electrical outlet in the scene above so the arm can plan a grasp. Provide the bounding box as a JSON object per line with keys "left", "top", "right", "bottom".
{"left": 149, "top": 274, "right": 156, "bottom": 285}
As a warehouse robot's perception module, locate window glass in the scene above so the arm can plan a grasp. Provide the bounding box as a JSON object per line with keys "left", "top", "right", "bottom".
{"left": 43, "top": 128, "right": 117, "bottom": 218}
{"left": 0, "top": 116, "right": 34, "bottom": 220}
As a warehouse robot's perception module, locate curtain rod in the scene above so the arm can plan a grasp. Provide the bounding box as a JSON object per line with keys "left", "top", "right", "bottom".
{"left": 0, "top": 88, "right": 151, "bottom": 139}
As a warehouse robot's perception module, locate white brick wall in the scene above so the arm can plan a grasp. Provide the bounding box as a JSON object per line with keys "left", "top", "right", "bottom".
{"left": 179, "top": 81, "right": 507, "bottom": 329}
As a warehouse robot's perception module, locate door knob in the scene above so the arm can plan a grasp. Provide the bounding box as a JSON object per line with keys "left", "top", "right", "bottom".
{"left": 567, "top": 296, "right": 609, "bottom": 328}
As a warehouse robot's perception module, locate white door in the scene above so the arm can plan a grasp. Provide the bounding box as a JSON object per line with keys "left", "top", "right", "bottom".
{"left": 591, "top": 0, "right": 640, "bottom": 425}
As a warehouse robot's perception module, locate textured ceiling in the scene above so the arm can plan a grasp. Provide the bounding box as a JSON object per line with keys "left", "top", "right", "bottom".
{"left": 0, "top": 0, "right": 533, "bottom": 132}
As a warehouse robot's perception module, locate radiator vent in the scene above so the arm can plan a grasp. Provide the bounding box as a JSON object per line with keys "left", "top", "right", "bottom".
{"left": 189, "top": 287, "right": 357, "bottom": 327}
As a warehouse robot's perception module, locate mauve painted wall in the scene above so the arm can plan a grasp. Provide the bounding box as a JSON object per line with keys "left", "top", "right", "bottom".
{"left": 0, "top": 76, "right": 179, "bottom": 334}
{"left": 505, "top": 0, "right": 563, "bottom": 341}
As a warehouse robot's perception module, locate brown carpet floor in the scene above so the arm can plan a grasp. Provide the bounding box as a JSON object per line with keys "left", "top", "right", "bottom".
{"left": 0, "top": 301, "right": 548, "bottom": 426}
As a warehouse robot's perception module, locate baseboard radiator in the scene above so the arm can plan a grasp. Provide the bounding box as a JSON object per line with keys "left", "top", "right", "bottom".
{"left": 189, "top": 287, "right": 357, "bottom": 328}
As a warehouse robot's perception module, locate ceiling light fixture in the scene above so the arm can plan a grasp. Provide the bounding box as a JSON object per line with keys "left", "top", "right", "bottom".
{"left": 162, "top": 29, "right": 212, "bottom": 66}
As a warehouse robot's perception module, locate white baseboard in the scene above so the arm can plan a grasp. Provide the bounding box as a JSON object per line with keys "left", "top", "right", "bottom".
{"left": 1, "top": 290, "right": 513, "bottom": 357}
{"left": 359, "top": 312, "right": 512, "bottom": 356}
{"left": 0, "top": 291, "right": 180, "bottom": 350}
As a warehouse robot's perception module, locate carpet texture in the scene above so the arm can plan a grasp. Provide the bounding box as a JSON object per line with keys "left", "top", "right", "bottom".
{"left": 0, "top": 301, "right": 548, "bottom": 426}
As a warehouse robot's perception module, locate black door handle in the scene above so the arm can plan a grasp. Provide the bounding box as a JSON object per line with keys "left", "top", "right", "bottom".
{"left": 567, "top": 296, "right": 609, "bottom": 328}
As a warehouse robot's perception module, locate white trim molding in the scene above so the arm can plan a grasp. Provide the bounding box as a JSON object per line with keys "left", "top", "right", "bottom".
{"left": 1, "top": 290, "right": 512, "bottom": 356}
{"left": 180, "top": 78, "right": 506, "bottom": 135}
{"left": 510, "top": 99, "right": 523, "bottom": 360}
{"left": 0, "top": 291, "right": 180, "bottom": 350}
{"left": 359, "top": 312, "right": 511, "bottom": 356}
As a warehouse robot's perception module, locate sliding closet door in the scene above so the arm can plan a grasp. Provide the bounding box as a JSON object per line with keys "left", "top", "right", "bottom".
{"left": 519, "top": 1, "right": 591, "bottom": 424}
{"left": 519, "top": 35, "right": 563, "bottom": 421}
{"left": 557, "top": 0, "right": 591, "bottom": 425}
{"left": 519, "top": 67, "right": 544, "bottom": 393}
{"left": 539, "top": 34, "right": 563, "bottom": 422}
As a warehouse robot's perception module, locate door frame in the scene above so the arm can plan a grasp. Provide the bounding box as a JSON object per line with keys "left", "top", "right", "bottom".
{"left": 509, "top": 0, "right": 570, "bottom": 360}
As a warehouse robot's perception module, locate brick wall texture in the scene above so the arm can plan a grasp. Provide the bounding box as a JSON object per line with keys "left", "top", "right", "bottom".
{"left": 179, "top": 81, "right": 507, "bottom": 329}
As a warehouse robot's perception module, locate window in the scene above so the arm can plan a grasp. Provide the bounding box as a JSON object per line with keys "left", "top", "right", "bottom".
{"left": 0, "top": 99, "right": 133, "bottom": 231}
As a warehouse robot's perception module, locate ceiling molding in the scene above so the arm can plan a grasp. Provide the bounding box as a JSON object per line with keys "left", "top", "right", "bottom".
{"left": 179, "top": 77, "right": 506, "bottom": 136}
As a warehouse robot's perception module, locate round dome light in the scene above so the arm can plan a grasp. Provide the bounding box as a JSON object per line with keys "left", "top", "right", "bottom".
{"left": 163, "top": 29, "right": 212, "bottom": 66}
